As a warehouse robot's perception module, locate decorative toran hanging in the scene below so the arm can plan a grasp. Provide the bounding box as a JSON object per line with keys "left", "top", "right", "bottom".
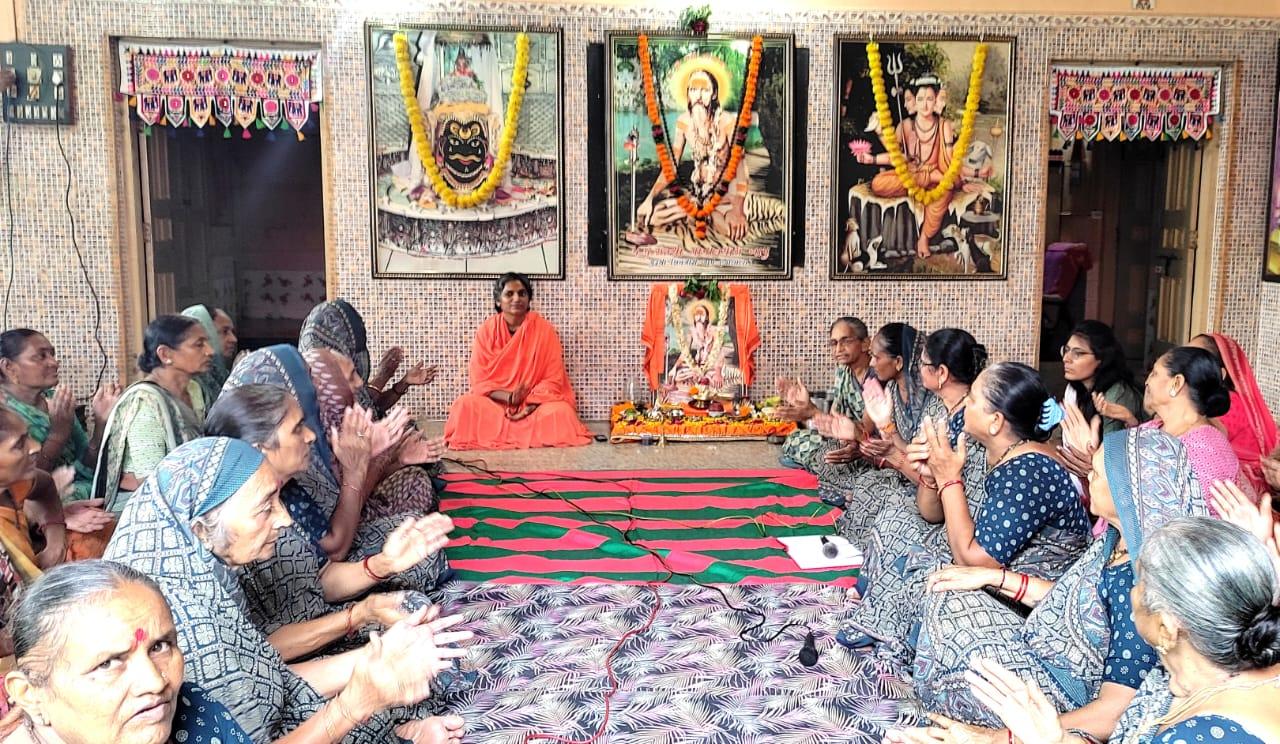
{"left": 117, "top": 40, "right": 323, "bottom": 140}
{"left": 1049, "top": 65, "right": 1221, "bottom": 143}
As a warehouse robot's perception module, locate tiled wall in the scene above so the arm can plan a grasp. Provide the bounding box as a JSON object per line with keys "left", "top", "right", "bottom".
{"left": 5, "top": 1, "right": 1280, "bottom": 419}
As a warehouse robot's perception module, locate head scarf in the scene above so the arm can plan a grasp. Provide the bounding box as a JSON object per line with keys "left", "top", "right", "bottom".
{"left": 300, "top": 348, "right": 356, "bottom": 437}
{"left": 1025, "top": 427, "right": 1206, "bottom": 707}
{"left": 222, "top": 345, "right": 334, "bottom": 474}
{"left": 1210, "top": 333, "right": 1279, "bottom": 491}
{"left": 887, "top": 323, "right": 928, "bottom": 438}
{"left": 220, "top": 346, "right": 336, "bottom": 547}
{"left": 104, "top": 438, "right": 401, "bottom": 744}
{"left": 182, "top": 305, "right": 230, "bottom": 404}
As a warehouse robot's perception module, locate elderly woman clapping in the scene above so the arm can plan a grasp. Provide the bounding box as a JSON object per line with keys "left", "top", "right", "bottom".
{"left": 104, "top": 438, "right": 469, "bottom": 743}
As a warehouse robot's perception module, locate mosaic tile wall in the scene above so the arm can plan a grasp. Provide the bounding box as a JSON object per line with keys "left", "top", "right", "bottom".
{"left": 5, "top": 1, "right": 1280, "bottom": 419}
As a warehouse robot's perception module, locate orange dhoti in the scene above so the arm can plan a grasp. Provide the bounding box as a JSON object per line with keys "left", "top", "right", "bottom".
{"left": 870, "top": 170, "right": 954, "bottom": 242}
{"left": 444, "top": 310, "right": 592, "bottom": 450}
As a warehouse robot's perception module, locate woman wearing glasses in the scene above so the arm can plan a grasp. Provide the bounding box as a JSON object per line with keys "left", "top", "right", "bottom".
{"left": 1061, "top": 320, "right": 1143, "bottom": 435}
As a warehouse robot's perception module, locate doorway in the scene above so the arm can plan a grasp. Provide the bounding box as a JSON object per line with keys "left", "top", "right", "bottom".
{"left": 1039, "top": 135, "right": 1215, "bottom": 395}
{"left": 132, "top": 117, "right": 326, "bottom": 349}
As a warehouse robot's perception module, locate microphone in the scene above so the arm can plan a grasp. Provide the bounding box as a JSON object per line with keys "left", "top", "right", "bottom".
{"left": 820, "top": 536, "right": 839, "bottom": 559}
{"left": 798, "top": 630, "right": 819, "bottom": 667}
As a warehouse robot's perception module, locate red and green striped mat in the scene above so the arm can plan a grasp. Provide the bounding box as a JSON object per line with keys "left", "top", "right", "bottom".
{"left": 439, "top": 468, "right": 858, "bottom": 587}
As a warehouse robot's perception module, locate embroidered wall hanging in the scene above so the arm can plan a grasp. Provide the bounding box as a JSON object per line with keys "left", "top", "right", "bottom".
{"left": 1049, "top": 66, "right": 1220, "bottom": 142}
{"left": 117, "top": 40, "right": 323, "bottom": 140}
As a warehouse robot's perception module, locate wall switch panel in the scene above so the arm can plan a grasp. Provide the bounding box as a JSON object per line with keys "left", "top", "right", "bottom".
{"left": 0, "top": 43, "right": 75, "bottom": 125}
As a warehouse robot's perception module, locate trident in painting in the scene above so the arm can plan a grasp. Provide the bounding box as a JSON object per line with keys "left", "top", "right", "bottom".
{"left": 886, "top": 52, "right": 905, "bottom": 120}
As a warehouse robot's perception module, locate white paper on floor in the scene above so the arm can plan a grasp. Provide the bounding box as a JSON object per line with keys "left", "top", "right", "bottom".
{"left": 777, "top": 535, "right": 862, "bottom": 570}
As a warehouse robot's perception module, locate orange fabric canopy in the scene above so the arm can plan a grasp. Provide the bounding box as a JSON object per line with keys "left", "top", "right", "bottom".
{"left": 641, "top": 283, "right": 760, "bottom": 391}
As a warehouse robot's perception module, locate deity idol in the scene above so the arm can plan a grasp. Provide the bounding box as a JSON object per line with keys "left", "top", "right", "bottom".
{"left": 856, "top": 74, "right": 992, "bottom": 258}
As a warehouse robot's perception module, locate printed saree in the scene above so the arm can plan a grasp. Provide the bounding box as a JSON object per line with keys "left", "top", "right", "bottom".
{"left": 298, "top": 300, "right": 378, "bottom": 412}
{"left": 92, "top": 380, "right": 203, "bottom": 514}
{"left": 3, "top": 390, "right": 93, "bottom": 502}
{"left": 104, "top": 437, "right": 409, "bottom": 744}
{"left": 182, "top": 304, "right": 231, "bottom": 407}
{"left": 911, "top": 427, "right": 1206, "bottom": 725}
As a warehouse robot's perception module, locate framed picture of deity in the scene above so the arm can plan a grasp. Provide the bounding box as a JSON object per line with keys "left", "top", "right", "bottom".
{"left": 365, "top": 23, "right": 566, "bottom": 279}
{"left": 1265, "top": 43, "right": 1280, "bottom": 282}
{"left": 605, "top": 32, "right": 795, "bottom": 280}
{"left": 831, "top": 35, "right": 1015, "bottom": 280}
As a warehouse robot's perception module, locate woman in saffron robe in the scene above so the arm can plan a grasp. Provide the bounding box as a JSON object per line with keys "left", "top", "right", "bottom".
{"left": 445, "top": 273, "right": 592, "bottom": 450}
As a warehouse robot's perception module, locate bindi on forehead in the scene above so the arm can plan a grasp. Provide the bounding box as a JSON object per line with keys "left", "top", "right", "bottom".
{"left": 132, "top": 628, "right": 147, "bottom": 651}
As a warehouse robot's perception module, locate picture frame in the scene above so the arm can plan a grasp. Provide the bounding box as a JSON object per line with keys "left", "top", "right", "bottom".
{"left": 365, "top": 23, "right": 566, "bottom": 279}
{"left": 604, "top": 31, "right": 795, "bottom": 280}
{"left": 1265, "top": 41, "right": 1280, "bottom": 282}
{"left": 831, "top": 34, "right": 1015, "bottom": 280}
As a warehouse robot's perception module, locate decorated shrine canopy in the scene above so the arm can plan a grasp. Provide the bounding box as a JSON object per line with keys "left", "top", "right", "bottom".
{"left": 117, "top": 40, "right": 323, "bottom": 136}
{"left": 1049, "top": 65, "right": 1221, "bottom": 142}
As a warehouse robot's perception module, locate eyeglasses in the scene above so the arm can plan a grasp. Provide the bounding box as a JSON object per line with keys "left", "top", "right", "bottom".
{"left": 1060, "top": 345, "right": 1095, "bottom": 362}
{"left": 827, "top": 338, "right": 863, "bottom": 348}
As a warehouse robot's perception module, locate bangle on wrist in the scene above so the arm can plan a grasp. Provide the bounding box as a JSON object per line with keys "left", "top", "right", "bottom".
{"left": 344, "top": 605, "right": 357, "bottom": 638}
{"left": 1013, "top": 573, "right": 1029, "bottom": 603}
{"left": 939, "top": 479, "right": 964, "bottom": 496}
{"left": 362, "top": 555, "right": 389, "bottom": 582}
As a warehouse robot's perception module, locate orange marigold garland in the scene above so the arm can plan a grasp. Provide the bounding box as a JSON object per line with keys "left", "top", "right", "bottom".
{"left": 638, "top": 34, "right": 764, "bottom": 240}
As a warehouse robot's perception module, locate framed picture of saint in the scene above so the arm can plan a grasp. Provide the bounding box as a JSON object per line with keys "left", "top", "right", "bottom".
{"left": 605, "top": 32, "right": 795, "bottom": 280}
{"left": 1265, "top": 43, "right": 1280, "bottom": 282}
{"left": 365, "top": 23, "right": 566, "bottom": 279}
{"left": 832, "top": 35, "right": 1014, "bottom": 279}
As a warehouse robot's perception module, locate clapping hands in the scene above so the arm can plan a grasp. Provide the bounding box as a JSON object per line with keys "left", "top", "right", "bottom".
{"left": 1057, "top": 399, "right": 1100, "bottom": 480}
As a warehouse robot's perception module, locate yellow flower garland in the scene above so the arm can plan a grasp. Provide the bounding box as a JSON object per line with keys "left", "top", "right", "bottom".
{"left": 866, "top": 41, "right": 987, "bottom": 206}
{"left": 393, "top": 32, "right": 530, "bottom": 209}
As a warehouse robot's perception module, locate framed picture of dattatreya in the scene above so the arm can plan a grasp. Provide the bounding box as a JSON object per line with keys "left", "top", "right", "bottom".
{"left": 832, "top": 35, "right": 1014, "bottom": 279}
{"left": 366, "top": 23, "right": 565, "bottom": 279}
{"left": 605, "top": 32, "right": 795, "bottom": 280}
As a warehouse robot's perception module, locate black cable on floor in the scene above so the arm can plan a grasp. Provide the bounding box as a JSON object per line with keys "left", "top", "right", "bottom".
{"left": 441, "top": 457, "right": 809, "bottom": 644}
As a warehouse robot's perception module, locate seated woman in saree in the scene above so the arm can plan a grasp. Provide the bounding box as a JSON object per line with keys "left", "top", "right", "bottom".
{"left": 0, "top": 560, "right": 250, "bottom": 744}
{"left": 104, "top": 438, "right": 470, "bottom": 744}
{"left": 0, "top": 329, "right": 121, "bottom": 503}
{"left": 92, "top": 315, "right": 214, "bottom": 514}
{"left": 812, "top": 322, "right": 943, "bottom": 543}
{"left": 299, "top": 299, "right": 435, "bottom": 416}
{"left": 928, "top": 517, "right": 1280, "bottom": 744}
{"left": 0, "top": 407, "right": 81, "bottom": 577}
{"left": 834, "top": 329, "right": 988, "bottom": 569}
{"left": 181, "top": 305, "right": 238, "bottom": 407}
{"left": 220, "top": 346, "right": 447, "bottom": 594}
{"left": 1188, "top": 333, "right": 1278, "bottom": 494}
{"left": 205, "top": 383, "right": 453, "bottom": 651}
{"left": 1063, "top": 346, "right": 1248, "bottom": 516}
{"left": 0, "top": 337, "right": 116, "bottom": 560}
{"left": 444, "top": 272, "right": 592, "bottom": 450}
{"left": 777, "top": 316, "right": 872, "bottom": 478}
{"left": 839, "top": 361, "right": 1090, "bottom": 656}
{"left": 1062, "top": 320, "right": 1144, "bottom": 434}
{"left": 909, "top": 427, "right": 1207, "bottom": 740}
